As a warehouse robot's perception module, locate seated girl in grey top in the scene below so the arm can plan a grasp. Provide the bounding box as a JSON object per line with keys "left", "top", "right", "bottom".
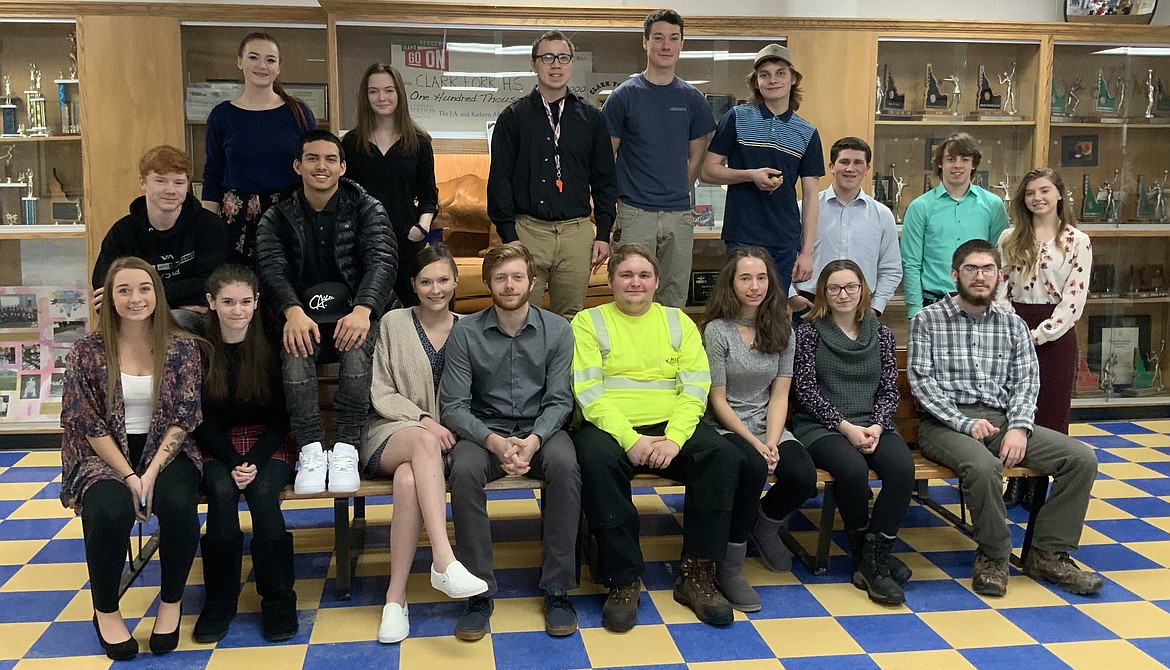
{"left": 699, "top": 247, "right": 818, "bottom": 582}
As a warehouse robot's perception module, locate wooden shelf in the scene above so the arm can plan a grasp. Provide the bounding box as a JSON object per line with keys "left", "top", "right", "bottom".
{"left": 0, "top": 225, "right": 85, "bottom": 240}
{"left": 694, "top": 231, "right": 722, "bottom": 240}
{"left": 1086, "top": 295, "right": 1170, "bottom": 306}
{"left": 0, "top": 135, "right": 80, "bottom": 143}
{"left": 1051, "top": 121, "right": 1170, "bottom": 129}
{"left": 875, "top": 119, "right": 1034, "bottom": 127}
{"left": 1072, "top": 394, "right": 1170, "bottom": 409}
{"left": 1080, "top": 223, "right": 1170, "bottom": 237}
{"left": 0, "top": 421, "right": 62, "bottom": 435}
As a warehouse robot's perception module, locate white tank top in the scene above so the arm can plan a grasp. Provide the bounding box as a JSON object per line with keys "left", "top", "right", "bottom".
{"left": 121, "top": 373, "right": 154, "bottom": 435}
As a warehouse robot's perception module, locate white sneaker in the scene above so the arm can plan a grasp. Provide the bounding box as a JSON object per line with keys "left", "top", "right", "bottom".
{"left": 293, "top": 442, "right": 327, "bottom": 494}
{"left": 431, "top": 560, "right": 489, "bottom": 599}
{"left": 327, "top": 442, "right": 361, "bottom": 493}
{"left": 378, "top": 602, "right": 409, "bottom": 644}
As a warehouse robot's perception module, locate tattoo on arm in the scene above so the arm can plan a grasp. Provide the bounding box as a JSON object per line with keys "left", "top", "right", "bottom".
{"left": 158, "top": 429, "right": 187, "bottom": 469}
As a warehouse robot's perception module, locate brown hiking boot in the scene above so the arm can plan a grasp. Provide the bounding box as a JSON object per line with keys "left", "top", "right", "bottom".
{"left": 971, "top": 548, "right": 1009, "bottom": 597}
{"left": 673, "top": 555, "right": 733, "bottom": 626}
{"left": 601, "top": 580, "right": 640, "bottom": 633}
{"left": 1024, "top": 548, "right": 1104, "bottom": 595}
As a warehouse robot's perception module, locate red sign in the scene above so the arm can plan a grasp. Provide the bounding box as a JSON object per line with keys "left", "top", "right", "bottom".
{"left": 403, "top": 47, "right": 447, "bottom": 71}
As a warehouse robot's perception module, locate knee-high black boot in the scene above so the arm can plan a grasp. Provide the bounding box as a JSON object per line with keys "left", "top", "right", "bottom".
{"left": 251, "top": 531, "right": 299, "bottom": 642}
{"left": 193, "top": 533, "right": 243, "bottom": 643}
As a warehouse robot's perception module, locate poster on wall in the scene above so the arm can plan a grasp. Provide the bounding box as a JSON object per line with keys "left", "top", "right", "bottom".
{"left": 391, "top": 42, "right": 596, "bottom": 136}
{"left": 0, "top": 285, "right": 87, "bottom": 423}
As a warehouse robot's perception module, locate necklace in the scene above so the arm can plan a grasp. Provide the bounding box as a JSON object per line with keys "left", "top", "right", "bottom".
{"left": 733, "top": 316, "right": 757, "bottom": 349}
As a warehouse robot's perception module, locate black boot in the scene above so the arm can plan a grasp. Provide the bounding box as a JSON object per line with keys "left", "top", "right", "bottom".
{"left": 251, "top": 532, "right": 299, "bottom": 642}
{"left": 1003, "top": 477, "right": 1026, "bottom": 509}
{"left": 849, "top": 528, "right": 911, "bottom": 585}
{"left": 854, "top": 533, "right": 905, "bottom": 605}
{"left": 193, "top": 533, "right": 243, "bottom": 643}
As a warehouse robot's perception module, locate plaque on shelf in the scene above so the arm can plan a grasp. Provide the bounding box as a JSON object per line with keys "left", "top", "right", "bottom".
{"left": 0, "top": 76, "right": 16, "bottom": 138}
{"left": 1074, "top": 353, "right": 1105, "bottom": 398}
{"left": 1122, "top": 345, "right": 1160, "bottom": 396}
{"left": 923, "top": 64, "right": 950, "bottom": 114}
{"left": 1051, "top": 76, "right": 1087, "bottom": 121}
{"left": 1080, "top": 174, "right": 1107, "bottom": 221}
{"left": 1126, "top": 264, "right": 1168, "bottom": 298}
{"left": 966, "top": 65, "right": 1022, "bottom": 121}
{"left": 874, "top": 171, "right": 896, "bottom": 212}
{"left": 49, "top": 169, "right": 80, "bottom": 225}
{"left": 1094, "top": 69, "right": 1130, "bottom": 123}
{"left": 1089, "top": 264, "right": 1116, "bottom": 297}
{"left": 876, "top": 65, "right": 921, "bottom": 120}
{"left": 688, "top": 270, "right": 719, "bottom": 307}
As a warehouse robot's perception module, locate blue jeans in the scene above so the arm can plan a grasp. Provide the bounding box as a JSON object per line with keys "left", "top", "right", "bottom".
{"left": 281, "top": 321, "right": 378, "bottom": 446}
{"left": 725, "top": 243, "right": 798, "bottom": 296}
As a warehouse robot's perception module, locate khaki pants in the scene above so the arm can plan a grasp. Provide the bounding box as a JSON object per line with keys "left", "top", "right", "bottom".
{"left": 515, "top": 214, "right": 594, "bottom": 319}
{"left": 612, "top": 202, "right": 693, "bottom": 308}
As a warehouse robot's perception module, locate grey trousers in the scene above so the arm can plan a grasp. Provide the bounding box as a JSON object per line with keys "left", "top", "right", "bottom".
{"left": 613, "top": 202, "right": 693, "bottom": 308}
{"left": 917, "top": 404, "right": 1098, "bottom": 558}
{"left": 449, "top": 430, "right": 581, "bottom": 596}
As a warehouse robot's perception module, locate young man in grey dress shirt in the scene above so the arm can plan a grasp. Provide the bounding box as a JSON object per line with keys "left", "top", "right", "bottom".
{"left": 440, "top": 242, "right": 581, "bottom": 640}
{"left": 791, "top": 137, "right": 902, "bottom": 315}
{"left": 908, "top": 239, "right": 1101, "bottom": 598}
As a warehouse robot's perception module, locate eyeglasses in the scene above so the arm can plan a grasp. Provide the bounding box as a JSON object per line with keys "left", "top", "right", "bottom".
{"left": 959, "top": 265, "right": 999, "bottom": 277}
{"left": 826, "top": 283, "right": 861, "bottom": 296}
{"left": 535, "top": 53, "right": 573, "bottom": 65}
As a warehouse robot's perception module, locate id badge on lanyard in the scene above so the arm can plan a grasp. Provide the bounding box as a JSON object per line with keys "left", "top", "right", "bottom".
{"left": 542, "top": 97, "right": 566, "bottom": 193}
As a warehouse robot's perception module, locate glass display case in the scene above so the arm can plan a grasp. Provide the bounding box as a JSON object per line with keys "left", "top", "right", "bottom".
{"left": 1052, "top": 41, "right": 1170, "bottom": 409}
{"left": 0, "top": 19, "right": 87, "bottom": 431}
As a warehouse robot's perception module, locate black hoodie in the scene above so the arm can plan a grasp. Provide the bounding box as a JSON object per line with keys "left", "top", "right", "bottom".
{"left": 92, "top": 193, "right": 229, "bottom": 307}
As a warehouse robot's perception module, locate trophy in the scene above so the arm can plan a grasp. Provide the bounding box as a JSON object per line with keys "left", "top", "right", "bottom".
{"left": 1074, "top": 352, "right": 1104, "bottom": 398}
{"left": 0, "top": 77, "right": 17, "bottom": 137}
{"left": 0, "top": 146, "right": 24, "bottom": 225}
{"left": 1135, "top": 171, "right": 1167, "bottom": 221}
{"left": 1102, "top": 169, "right": 1122, "bottom": 222}
{"left": 22, "top": 64, "right": 49, "bottom": 137}
{"left": 1100, "top": 352, "right": 1118, "bottom": 396}
{"left": 992, "top": 178, "right": 1011, "bottom": 204}
{"left": 1081, "top": 174, "right": 1106, "bottom": 221}
{"left": 876, "top": 65, "right": 920, "bottom": 120}
{"left": 20, "top": 169, "right": 37, "bottom": 225}
{"left": 923, "top": 64, "right": 950, "bottom": 114}
{"left": 1095, "top": 69, "right": 1126, "bottom": 123}
{"left": 890, "top": 164, "right": 905, "bottom": 222}
{"left": 1146, "top": 70, "right": 1157, "bottom": 120}
{"left": 923, "top": 173, "right": 933, "bottom": 195}
{"left": 999, "top": 63, "right": 1019, "bottom": 116}
{"left": 1123, "top": 344, "right": 1161, "bottom": 396}
{"left": 54, "top": 32, "right": 80, "bottom": 135}
{"left": 875, "top": 75, "right": 884, "bottom": 116}
{"left": 942, "top": 73, "right": 961, "bottom": 113}
{"left": 968, "top": 65, "right": 1021, "bottom": 121}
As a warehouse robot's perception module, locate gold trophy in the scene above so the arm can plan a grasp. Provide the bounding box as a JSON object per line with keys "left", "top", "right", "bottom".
{"left": 23, "top": 64, "right": 49, "bottom": 137}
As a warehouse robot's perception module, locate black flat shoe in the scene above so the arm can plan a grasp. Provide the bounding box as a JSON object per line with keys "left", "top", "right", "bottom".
{"left": 1002, "top": 477, "right": 1025, "bottom": 509}
{"left": 150, "top": 605, "right": 182, "bottom": 655}
{"left": 93, "top": 614, "right": 138, "bottom": 661}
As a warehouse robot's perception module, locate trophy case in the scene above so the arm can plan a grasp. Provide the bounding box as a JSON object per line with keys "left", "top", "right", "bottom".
{"left": 0, "top": 19, "right": 87, "bottom": 432}
{"left": 1052, "top": 41, "right": 1170, "bottom": 408}
{"left": 181, "top": 22, "right": 329, "bottom": 200}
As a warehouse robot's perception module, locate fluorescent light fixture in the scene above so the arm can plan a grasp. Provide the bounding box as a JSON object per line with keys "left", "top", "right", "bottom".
{"left": 444, "top": 71, "right": 535, "bottom": 78}
{"left": 441, "top": 85, "right": 498, "bottom": 92}
{"left": 445, "top": 42, "right": 532, "bottom": 55}
{"left": 679, "top": 50, "right": 759, "bottom": 61}
{"left": 1093, "top": 46, "right": 1170, "bottom": 57}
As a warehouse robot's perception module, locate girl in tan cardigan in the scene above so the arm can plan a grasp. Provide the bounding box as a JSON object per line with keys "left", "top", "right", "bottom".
{"left": 362, "top": 244, "right": 487, "bottom": 643}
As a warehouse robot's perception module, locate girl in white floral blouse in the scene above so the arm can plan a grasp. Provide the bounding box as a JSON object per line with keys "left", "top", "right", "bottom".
{"left": 997, "top": 168, "right": 1092, "bottom": 507}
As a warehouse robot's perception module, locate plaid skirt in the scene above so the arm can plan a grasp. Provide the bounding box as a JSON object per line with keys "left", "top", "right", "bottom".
{"left": 201, "top": 424, "right": 298, "bottom": 467}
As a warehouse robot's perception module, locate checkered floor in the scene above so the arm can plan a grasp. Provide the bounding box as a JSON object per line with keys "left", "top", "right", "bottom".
{"left": 2, "top": 421, "right": 1170, "bottom": 669}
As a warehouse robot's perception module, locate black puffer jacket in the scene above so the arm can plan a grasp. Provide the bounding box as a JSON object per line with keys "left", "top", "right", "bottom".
{"left": 256, "top": 178, "right": 398, "bottom": 320}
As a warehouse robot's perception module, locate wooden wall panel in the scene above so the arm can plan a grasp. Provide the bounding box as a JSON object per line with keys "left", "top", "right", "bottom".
{"left": 77, "top": 14, "right": 184, "bottom": 275}
{"left": 785, "top": 30, "right": 879, "bottom": 192}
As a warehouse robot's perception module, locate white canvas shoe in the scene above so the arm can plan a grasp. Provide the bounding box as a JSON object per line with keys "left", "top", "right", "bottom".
{"left": 377, "top": 602, "right": 409, "bottom": 644}
{"left": 327, "top": 442, "right": 361, "bottom": 493}
{"left": 293, "top": 442, "right": 326, "bottom": 494}
{"left": 431, "top": 560, "right": 489, "bottom": 599}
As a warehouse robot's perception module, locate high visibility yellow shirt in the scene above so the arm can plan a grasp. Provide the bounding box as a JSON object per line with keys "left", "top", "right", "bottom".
{"left": 570, "top": 302, "right": 710, "bottom": 450}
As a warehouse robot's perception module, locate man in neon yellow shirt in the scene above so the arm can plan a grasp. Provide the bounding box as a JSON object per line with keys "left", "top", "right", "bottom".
{"left": 572, "top": 243, "right": 756, "bottom": 632}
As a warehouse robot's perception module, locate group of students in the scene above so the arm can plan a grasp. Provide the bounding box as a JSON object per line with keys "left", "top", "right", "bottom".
{"left": 58, "top": 13, "right": 1106, "bottom": 663}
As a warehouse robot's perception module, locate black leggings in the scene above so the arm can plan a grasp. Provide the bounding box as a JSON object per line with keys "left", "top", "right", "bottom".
{"left": 81, "top": 435, "right": 201, "bottom": 613}
{"left": 202, "top": 458, "right": 293, "bottom": 543}
{"left": 806, "top": 431, "right": 914, "bottom": 537}
{"left": 725, "top": 436, "right": 818, "bottom": 522}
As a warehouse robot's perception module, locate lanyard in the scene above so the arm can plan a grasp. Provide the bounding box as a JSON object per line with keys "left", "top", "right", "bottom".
{"left": 541, "top": 96, "right": 566, "bottom": 193}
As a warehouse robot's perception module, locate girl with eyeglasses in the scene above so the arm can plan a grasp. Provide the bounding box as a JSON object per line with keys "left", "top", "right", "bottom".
{"left": 791, "top": 259, "right": 914, "bottom": 605}
{"left": 699, "top": 247, "right": 818, "bottom": 611}
{"left": 997, "top": 168, "right": 1092, "bottom": 509}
